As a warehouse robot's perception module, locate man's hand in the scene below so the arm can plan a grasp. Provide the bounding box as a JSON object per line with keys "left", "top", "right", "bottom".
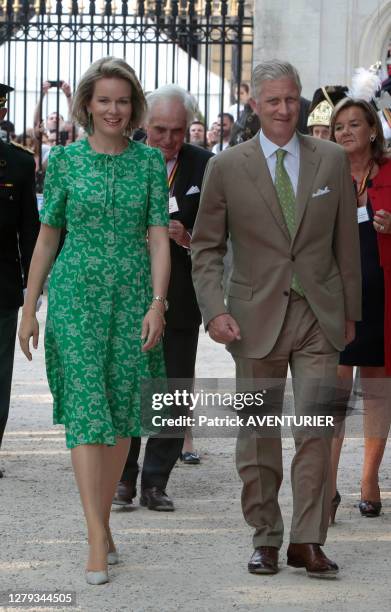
{"left": 208, "top": 314, "right": 241, "bottom": 344}
{"left": 34, "top": 122, "right": 45, "bottom": 138}
{"left": 42, "top": 81, "right": 51, "bottom": 95}
{"left": 61, "top": 81, "right": 72, "bottom": 98}
{"left": 345, "top": 320, "right": 355, "bottom": 345}
{"left": 169, "top": 220, "right": 190, "bottom": 248}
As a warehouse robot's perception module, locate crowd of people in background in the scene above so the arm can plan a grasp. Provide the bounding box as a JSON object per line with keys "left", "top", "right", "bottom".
{"left": 0, "top": 79, "right": 252, "bottom": 181}
{"left": 4, "top": 65, "right": 391, "bottom": 178}
{"left": 0, "top": 80, "right": 79, "bottom": 177}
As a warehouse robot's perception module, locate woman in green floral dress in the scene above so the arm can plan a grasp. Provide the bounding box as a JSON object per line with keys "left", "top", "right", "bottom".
{"left": 19, "top": 57, "right": 170, "bottom": 584}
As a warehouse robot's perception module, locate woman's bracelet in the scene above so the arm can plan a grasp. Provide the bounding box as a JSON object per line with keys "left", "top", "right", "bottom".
{"left": 149, "top": 304, "right": 166, "bottom": 324}
{"left": 151, "top": 295, "right": 169, "bottom": 311}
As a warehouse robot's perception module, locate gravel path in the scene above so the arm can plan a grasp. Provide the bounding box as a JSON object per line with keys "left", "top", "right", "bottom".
{"left": 1, "top": 298, "right": 390, "bottom": 612}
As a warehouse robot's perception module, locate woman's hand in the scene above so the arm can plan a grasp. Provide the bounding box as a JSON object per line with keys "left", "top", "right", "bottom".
{"left": 18, "top": 315, "right": 39, "bottom": 361}
{"left": 373, "top": 209, "right": 391, "bottom": 234}
{"left": 141, "top": 305, "right": 165, "bottom": 352}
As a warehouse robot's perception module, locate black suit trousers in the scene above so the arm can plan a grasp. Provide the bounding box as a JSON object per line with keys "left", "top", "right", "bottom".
{"left": 121, "top": 325, "right": 199, "bottom": 489}
{"left": 0, "top": 308, "right": 18, "bottom": 448}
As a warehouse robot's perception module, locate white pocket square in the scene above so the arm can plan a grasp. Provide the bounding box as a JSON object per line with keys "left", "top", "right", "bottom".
{"left": 185, "top": 185, "right": 200, "bottom": 195}
{"left": 312, "top": 186, "right": 331, "bottom": 198}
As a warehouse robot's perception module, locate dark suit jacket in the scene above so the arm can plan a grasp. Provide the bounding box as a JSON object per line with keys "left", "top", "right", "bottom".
{"left": 0, "top": 141, "right": 39, "bottom": 309}
{"left": 298, "top": 97, "right": 310, "bottom": 134}
{"left": 166, "top": 143, "right": 213, "bottom": 328}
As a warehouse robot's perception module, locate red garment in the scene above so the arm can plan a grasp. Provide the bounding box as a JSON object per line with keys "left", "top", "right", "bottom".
{"left": 367, "top": 159, "right": 391, "bottom": 374}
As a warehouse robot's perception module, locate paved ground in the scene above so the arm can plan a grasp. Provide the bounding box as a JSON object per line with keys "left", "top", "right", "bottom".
{"left": 1, "top": 298, "right": 391, "bottom": 612}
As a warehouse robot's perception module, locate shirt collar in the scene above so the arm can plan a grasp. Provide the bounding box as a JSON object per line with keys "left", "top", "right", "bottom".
{"left": 259, "top": 130, "right": 299, "bottom": 159}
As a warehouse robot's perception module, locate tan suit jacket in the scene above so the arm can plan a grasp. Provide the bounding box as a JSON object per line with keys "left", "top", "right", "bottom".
{"left": 191, "top": 132, "right": 362, "bottom": 358}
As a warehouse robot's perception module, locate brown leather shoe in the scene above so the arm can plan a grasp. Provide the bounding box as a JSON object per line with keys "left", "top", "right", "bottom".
{"left": 112, "top": 480, "right": 137, "bottom": 506}
{"left": 287, "top": 543, "right": 339, "bottom": 578}
{"left": 248, "top": 546, "right": 279, "bottom": 574}
{"left": 140, "top": 487, "right": 175, "bottom": 511}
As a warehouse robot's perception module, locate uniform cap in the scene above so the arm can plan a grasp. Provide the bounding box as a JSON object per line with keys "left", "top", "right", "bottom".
{"left": 0, "top": 83, "right": 14, "bottom": 109}
{"left": 307, "top": 85, "right": 348, "bottom": 127}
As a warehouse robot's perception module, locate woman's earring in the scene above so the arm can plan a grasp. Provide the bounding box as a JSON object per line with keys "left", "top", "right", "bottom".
{"left": 370, "top": 134, "right": 376, "bottom": 142}
{"left": 87, "top": 112, "right": 94, "bottom": 135}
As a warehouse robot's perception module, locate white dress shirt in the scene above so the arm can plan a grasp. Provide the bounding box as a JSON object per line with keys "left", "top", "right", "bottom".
{"left": 259, "top": 130, "right": 300, "bottom": 196}
{"left": 228, "top": 103, "right": 244, "bottom": 118}
{"left": 211, "top": 141, "right": 230, "bottom": 155}
{"left": 166, "top": 155, "right": 178, "bottom": 177}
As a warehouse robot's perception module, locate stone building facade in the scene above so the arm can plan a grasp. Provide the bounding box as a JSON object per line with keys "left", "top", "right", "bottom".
{"left": 253, "top": 0, "right": 391, "bottom": 98}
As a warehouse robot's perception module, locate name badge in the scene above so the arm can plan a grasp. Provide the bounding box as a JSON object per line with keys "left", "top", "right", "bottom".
{"left": 36, "top": 194, "right": 44, "bottom": 211}
{"left": 357, "top": 206, "right": 369, "bottom": 224}
{"left": 169, "top": 196, "right": 179, "bottom": 214}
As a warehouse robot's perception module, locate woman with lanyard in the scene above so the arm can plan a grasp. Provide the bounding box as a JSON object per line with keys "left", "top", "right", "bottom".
{"left": 328, "top": 97, "right": 391, "bottom": 522}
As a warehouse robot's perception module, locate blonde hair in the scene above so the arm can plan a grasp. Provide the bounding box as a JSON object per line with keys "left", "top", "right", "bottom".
{"left": 72, "top": 57, "right": 146, "bottom": 134}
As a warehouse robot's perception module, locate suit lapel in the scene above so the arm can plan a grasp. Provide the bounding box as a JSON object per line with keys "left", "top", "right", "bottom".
{"left": 242, "top": 136, "right": 291, "bottom": 242}
{"left": 172, "top": 144, "right": 191, "bottom": 201}
{"left": 292, "top": 134, "right": 320, "bottom": 243}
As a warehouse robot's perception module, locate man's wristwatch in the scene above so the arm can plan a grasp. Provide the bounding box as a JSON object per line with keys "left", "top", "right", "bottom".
{"left": 152, "top": 295, "right": 169, "bottom": 311}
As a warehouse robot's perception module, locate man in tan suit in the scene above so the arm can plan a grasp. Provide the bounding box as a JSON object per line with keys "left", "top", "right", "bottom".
{"left": 191, "top": 60, "right": 361, "bottom": 578}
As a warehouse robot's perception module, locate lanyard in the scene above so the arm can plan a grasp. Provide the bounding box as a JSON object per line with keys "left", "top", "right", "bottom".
{"left": 168, "top": 159, "right": 179, "bottom": 195}
{"left": 355, "top": 159, "right": 374, "bottom": 198}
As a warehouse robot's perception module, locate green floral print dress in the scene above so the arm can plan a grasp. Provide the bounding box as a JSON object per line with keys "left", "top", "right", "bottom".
{"left": 39, "top": 138, "right": 169, "bottom": 449}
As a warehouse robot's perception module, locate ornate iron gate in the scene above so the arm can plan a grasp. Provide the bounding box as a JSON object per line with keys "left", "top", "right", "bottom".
{"left": 0, "top": 1, "right": 253, "bottom": 138}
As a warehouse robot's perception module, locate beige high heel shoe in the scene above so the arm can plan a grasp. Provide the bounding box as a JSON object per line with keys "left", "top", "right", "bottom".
{"left": 86, "top": 539, "right": 109, "bottom": 584}
{"left": 85, "top": 570, "right": 109, "bottom": 585}
{"left": 107, "top": 550, "right": 119, "bottom": 565}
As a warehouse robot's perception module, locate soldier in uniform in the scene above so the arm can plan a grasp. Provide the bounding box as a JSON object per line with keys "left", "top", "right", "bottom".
{"left": 0, "top": 83, "right": 39, "bottom": 478}
{"left": 307, "top": 85, "right": 348, "bottom": 140}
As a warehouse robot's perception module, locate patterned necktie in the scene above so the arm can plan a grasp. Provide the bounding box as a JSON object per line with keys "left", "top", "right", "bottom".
{"left": 274, "top": 148, "right": 304, "bottom": 297}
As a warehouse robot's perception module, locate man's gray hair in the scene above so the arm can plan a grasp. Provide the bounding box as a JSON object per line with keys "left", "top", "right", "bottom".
{"left": 146, "top": 84, "right": 198, "bottom": 127}
{"left": 251, "top": 60, "right": 302, "bottom": 97}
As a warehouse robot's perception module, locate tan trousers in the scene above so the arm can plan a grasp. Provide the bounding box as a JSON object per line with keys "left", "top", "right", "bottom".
{"left": 235, "top": 292, "right": 339, "bottom": 549}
